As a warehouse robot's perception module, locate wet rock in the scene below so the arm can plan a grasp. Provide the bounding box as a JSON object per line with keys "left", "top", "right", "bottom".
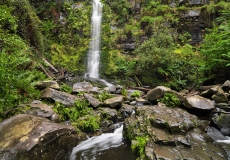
{"left": 221, "top": 80, "right": 230, "bottom": 92}
{"left": 104, "top": 95, "right": 124, "bottom": 109}
{"left": 99, "top": 108, "right": 119, "bottom": 123}
{"left": 200, "top": 85, "right": 221, "bottom": 99}
{"left": 215, "top": 102, "right": 230, "bottom": 111}
{"left": 212, "top": 92, "right": 229, "bottom": 103}
{"left": 36, "top": 80, "right": 60, "bottom": 90}
{"left": 183, "top": 95, "right": 215, "bottom": 111}
{"left": 144, "top": 103, "right": 202, "bottom": 134}
{"left": 213, "top": 114, "right": 230, "bottom": 136}
{"left": 84, "top": 93, "right": 102, "bottom": 108}
{"left": 120, "top": 104, "right": 135, "bottom": 119}
{"left": 41, "top": 87, "right": 77, "bottom": 106}
{"left": 25, "top": 103, "right": 54, "bottom": 118}
{"left": 0, "top": 114, "right": 84, "bottom": 160}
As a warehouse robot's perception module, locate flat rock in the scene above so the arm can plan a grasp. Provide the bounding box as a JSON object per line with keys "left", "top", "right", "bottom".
{"left": 183, "top": 95, "right": 215, "bottom": 111}
{"left": 72, "top": 82, "right": 94, "bottom": 93}
{"left": 26, "top": 103, "right": 54, "bottom": 118}
{"left": 41, "top": 87, "right": 77, "bottom": 106}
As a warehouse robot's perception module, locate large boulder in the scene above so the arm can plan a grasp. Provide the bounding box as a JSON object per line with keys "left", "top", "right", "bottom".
{"left": 0, "top": 114, "right": 85, "bottom": 160}
{"left": 183, "top": 95, "right": 215, "bottom": 112}
{"left": 41, "top": 88, "right": 77, "bottom": 105}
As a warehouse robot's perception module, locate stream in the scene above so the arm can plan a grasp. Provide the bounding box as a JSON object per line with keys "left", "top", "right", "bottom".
{"left": 69, "top": 125, "right": 137, "bottom": 160}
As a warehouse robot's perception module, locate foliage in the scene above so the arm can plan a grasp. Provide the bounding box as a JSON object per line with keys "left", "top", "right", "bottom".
{"left": 158, "top": 92, "right": 181, "bottom": 108}
{"left": 131, "top": 136, "right": 149, "bottom": 159}
{"left": 201, "top": 9, "right": 230, "bottom": 80}
{"left": 96, "top": 91, "right": 114, "bottom": 102}
{"left": 60, "top": 84, "right": 72, "bottom": 94}
{"left": 1, "top": 0, "right": 44, "bottom": 54}
{"left": 0, "top": 5, "right": 46, "bottom": 121}
{"left": 131, "top": 91, "right": 141, "bottom": 98}
{"left": 53, "top": 99, "right": 100, "bottom": 132}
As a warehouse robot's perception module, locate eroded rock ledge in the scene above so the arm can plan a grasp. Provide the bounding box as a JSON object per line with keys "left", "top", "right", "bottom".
{"left": 0, "top": 114, "right": 86, "bottom": 160}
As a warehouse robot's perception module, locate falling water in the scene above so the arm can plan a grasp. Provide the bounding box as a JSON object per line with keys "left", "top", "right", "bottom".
{"left": 87, "top": 0, "right": 103, "bottom": 78}
{"left": 69, "top": 125, "right": 136, "bottom": 160}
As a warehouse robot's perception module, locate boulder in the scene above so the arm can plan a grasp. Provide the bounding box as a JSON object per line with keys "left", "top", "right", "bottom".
{"left": 137, "top": 103, "right": 202, "bottom": 134}
{"left": 0, "top": 114, "right": 84, "bottom": 160}
{"left": 147, "top": 86, "right": 185, "bottom": 103}
{"left": 41, "top": 88, "right": 77, "bottom": 106}
{"left": 36, "top": 80, "right": 60, "bottom": 90}
{"left": 200, "top": 85, "right": 221, "bottom": 99}
{"left": 213, "top": 114, "right": 230, "bottom": 136}
{"left": 123, "top": 104, "right": 229, "bottom": 160}
{"left": 99, "top": 107, "right": 119, "bottom": 123}
{"left": 84, "top": 93, "right": 102, "bottom": 108}
{"left": 25, "top": 103, "right": 54, "bottom": 118}
{"left": 183, "top": 95, "right": 215, "bottom": 111}
{"left": 104, "top": 96, "right": 124, "bottom": 109}
{"left": 221, "top": 80, "right": 230, "bottom": 92}
{"left": 72, "top": 82, "right": 94, "bottom": 93}
{"left": 120, "top": 104, "right": 136, "bottom": 119}
{"left": 147, "top": 86, "right": 171, "bottom": 103}
{"left": 212, "top": 92, "right": 229, "bottom": 103}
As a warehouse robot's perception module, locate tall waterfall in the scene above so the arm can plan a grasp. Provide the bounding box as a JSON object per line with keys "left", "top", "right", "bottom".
{"left": 87, "top": 0, "right": 103, "bottom": 78}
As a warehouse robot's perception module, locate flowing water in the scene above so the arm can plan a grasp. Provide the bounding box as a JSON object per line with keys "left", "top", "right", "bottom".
{"left": 69, "top": 125, "right": 136, "bottom": 160}
{"left": 87, "top": 0, "right": 103, "bottom": 78}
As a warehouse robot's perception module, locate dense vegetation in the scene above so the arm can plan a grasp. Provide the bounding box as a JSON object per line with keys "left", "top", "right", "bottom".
{"left": 0, "top": 0, "right": 230, "bottom": 121}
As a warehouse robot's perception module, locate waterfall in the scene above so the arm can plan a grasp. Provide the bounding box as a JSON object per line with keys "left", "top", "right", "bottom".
{"left": 87, "top": 0, "right": 103, "bottom": 78}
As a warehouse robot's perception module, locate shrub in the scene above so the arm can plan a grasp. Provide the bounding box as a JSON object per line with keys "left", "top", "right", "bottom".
{"left": 157, "top": 92, "right": 181, "bottom": 108}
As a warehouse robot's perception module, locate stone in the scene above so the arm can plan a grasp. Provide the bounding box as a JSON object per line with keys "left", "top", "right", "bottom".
{"left": 120, "top": 104, "right": 136, "bottom": 119}
{"left": 0, "top": 114, "right": 84, "bottom": 160}
{"left": 147, "top": 86, "right": 171, "bottom": 103}
{"left": 200, "top": 85, "right": 222, "bottom": 99}
{"left": 41, "top": 87, "right": 77, "bottom": 106}
{"left": 212, "top": 92, "right": 229, "bottom": 103}
{"left": 104, "top": 95, "right": 124, "bottom": 109}
{"left": 213, "top": 114, "right": 230, "bottom": 136}
{"left": 84, "top": 93, "right": 102, "bottom": 108}
{"left": 183, "top": 95, "right": 215, "bottom": 111}
{"left": 36, "top": 80, "right": 60, "bottom": 90}
{"left": 221, "top": 80, "right": 230, "bottom": 92}
{"left": 26, "top": 103, "right": 54, "bottom": 118}
{"left": 72, "top": 82, "right": 93, "bottom": 93}
{"left": 98, "top": 108, "right": 119, "bottom": 123}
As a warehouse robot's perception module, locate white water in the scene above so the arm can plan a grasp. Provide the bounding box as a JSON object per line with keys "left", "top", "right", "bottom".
{"left": 69, "top": 125, "right": 124, "bottom": 160}
{"left": 87, "top": 0, "right": 103, "bottom": 78}
{"left": 216, "top": 136, "right": 230, "bottom": 144}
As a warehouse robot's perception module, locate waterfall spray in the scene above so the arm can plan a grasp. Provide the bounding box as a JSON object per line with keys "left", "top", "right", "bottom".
{"left": 86, "top": 0, "right": 103, "bottom": 78}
